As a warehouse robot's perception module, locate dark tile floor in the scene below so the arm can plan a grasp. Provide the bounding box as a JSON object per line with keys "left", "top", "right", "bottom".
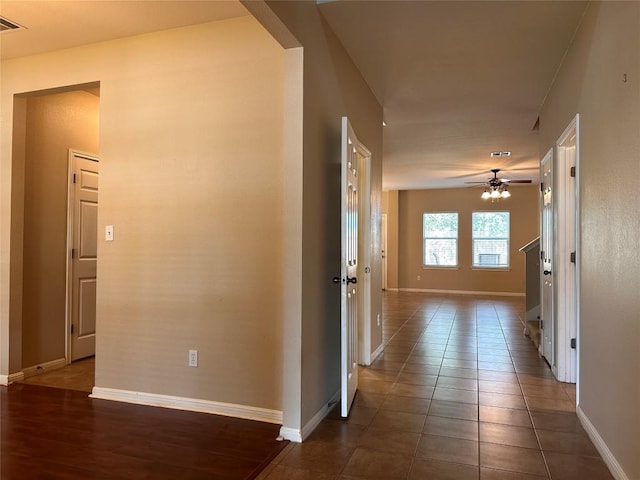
{"left": 257, "top": 291, "right": 614, "bottom": 480}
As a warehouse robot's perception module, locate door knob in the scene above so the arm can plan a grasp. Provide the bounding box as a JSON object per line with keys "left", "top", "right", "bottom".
{"left": 543, "top": 270, "right": 552, "bottom": 275}
{"left": 333, "top": 276, "right": 358, "bottom": 284}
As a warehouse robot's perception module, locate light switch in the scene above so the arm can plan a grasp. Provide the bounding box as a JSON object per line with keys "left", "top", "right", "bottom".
{"left": 105, "top": 225, "right": 114, "bottom": 241}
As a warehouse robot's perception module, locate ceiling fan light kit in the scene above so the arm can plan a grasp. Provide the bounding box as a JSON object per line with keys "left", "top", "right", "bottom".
{"left": 469, "top": 168, "right": 531, "bottom": 200}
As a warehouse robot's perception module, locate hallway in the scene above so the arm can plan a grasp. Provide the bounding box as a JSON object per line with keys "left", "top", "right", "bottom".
{"left": 259, "top": 291, "right": 613, "bottom": 480}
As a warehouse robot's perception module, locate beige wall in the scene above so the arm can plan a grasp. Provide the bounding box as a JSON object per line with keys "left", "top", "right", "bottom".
{"left": 539, "top": 2, "right": 640, "bottom": 478}
{"left": 2, "top": 16, "right": 286, "bottom": 411}
{"left": 21, "top": 90, "right": 99, "bottom": 367}
{"left": 259, "top": 1, "right": 384, "bottom": 431}
{"left": 389, "top": 186, "right": 539, "bottom": 294}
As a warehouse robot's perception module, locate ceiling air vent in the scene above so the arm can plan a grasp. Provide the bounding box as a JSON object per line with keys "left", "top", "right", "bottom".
{"left": 0, "top": 17, "right": 24, "bottom": 32}
{"left": 490, "top": 151, "right": 511, "bottom": 158}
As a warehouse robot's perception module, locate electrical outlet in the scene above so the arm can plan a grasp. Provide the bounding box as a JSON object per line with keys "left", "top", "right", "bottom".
{"left": 417, "top": 275, "right": 421, "bottom": 281}
{"left": 189, "top": 349, "right": 198, "bottom": 367}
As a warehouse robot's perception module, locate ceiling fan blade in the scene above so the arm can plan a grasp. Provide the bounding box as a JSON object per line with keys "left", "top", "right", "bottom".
{"left": 464, "top": 181, "right": 489, "bottom": 184}
{"left": 506, "top": 179, "right": 533, "bottom": 184}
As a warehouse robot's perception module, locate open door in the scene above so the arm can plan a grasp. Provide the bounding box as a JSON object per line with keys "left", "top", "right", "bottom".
{"left": 68, "top": 151, "right": 99, "bottom": 361}
{"left": 540, "top": 149, "right": 554, "bottom": 368}
{"left": 339, "top": 117, "right": 361, "bottom": 417}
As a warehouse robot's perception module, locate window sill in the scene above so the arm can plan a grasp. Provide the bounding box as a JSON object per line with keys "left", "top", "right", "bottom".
{"left": 471, "top": 267, "right": 511, "bottom": 271}
{"left": 423, "top": 266, "right": 459, "bottom": 270}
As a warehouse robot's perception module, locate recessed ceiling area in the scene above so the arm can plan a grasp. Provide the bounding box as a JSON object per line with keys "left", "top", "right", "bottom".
{"left": 318, "top": 1, "right": 588, "bottom": 190}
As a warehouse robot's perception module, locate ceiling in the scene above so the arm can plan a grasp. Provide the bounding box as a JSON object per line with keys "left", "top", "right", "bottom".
{"left": 318, "top": 1, "right": 588, "bottom": 190}
{"left": 1, "top": 0, "right": 588, "bottom": 190}
{"left": 0, "top": 1, "right": 248, "bottom": 59}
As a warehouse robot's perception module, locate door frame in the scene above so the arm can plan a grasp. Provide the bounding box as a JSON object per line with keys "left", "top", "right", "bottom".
{"left": 358, "top": 148, "right": 373, "bottom": 366}
{"left": 381, "top": 213, "right": 388, "bottom": 291}
{"left": 554, "top": 114, "right": 580, "bottom": 385}
{"left": 65, "top": 149, "right": 99, "bottom": 364}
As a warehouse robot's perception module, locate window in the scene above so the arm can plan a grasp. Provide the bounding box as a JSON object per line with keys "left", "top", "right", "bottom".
{"left": 423, "top": 213, "right": 458, "bottom": 266}
{"left": 472, "top": 211, "right": 510, "bottom": 268}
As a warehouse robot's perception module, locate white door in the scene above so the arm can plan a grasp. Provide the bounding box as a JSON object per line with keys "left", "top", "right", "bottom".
{"left": 540, "top": 149, "right": 554, "bottom": 367}
{"left": 69, "top": 151, "right": 99, "bottom": 361}
{"left": 381, "top": 214, "right": 388, "bottom": 291}
{"left": 340, "top": 117, "right": 359, "bottom": 417}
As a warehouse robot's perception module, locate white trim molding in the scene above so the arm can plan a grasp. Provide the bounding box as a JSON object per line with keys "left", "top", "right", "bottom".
{"left": 22, "top": 357, "right": 67, "bottom": 379}
{"left": 0, "top": 372, "right": 26, "bottom": 385}
{"left": 370, "top": 343, "right": 384, "bottom": 363}
{"left": 278, "top": 426, "right": 302, "bottom": 443}
{"left": 91, "top": 387, "right": 282, "bottom": 425}
{"left": 279, "top": 389, "right": 341, "bottom": 443}
{"left": 399, "top": 288, "right": 524, "bottom": 297}
{"left": 577, "top": 405, "right": 629, "bottom": 480}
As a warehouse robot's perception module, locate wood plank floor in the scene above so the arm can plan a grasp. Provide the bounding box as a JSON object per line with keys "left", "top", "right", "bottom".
{"left": 0, "top": 383, "right": 288, "bottom": 479}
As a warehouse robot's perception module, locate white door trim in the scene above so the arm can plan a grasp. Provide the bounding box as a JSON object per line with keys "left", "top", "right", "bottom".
{"left": 381, "top": 214, "right": 388, "bottom": 291}
{"left": 358, "top": 151, "right": 372, "bottom": 366}
{"left": 65, "top": 149, "right": 99, "bottom": 364}
{"left": 555, "top": 114, "right": 580, "bottom": 385}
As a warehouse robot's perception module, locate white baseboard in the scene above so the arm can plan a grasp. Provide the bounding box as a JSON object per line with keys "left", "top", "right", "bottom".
{"left": 22, "top": 357, "right": 67, "bottom": 379}
{"left": 384, "top": 288, "right": 399, "bottom": 292}
{"left": 279, "top": 389, "right": 340, "bottom": 443}
{"left": 576, "top": 405, "right": 629, "bottom": 480}
{"left": 370, "top": 343, "right": 384, "bottom": 363}
{"left": 91, "top": 387, "right": 282, "bottom": 424}
{"left": 399, "top": 288, "right": 524, "bottom": 297}
{"left": 278, "top": 426, "right": 302, "bottom": 443}
{"left": 0, "top": 371, "right": 25, "bottom": 385}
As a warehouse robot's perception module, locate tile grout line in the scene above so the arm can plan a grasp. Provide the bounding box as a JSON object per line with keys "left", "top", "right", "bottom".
{"left": 498, "top": 298, "right": 553, "bottom": 480}
{"left": 402, "top": 300, "right": 439, "bottom": 479}
{"left": 476, "top": 301, "right": 482, "bottom": 476}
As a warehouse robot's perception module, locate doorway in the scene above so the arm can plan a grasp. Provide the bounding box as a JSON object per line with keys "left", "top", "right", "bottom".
{"left": 554, "top": 114, "right": 579, "bottom": 384}
{"left": 357, "top": 141, "right": 373, "bottom": 366}
{"left": 67, "top": 151, "right": 99, "bottom": 362}
{"left": 13, "top": 85, "right": 99, "bottom": 386}
{"left": 539, "top": 114, "right": 579, "bottom": 385}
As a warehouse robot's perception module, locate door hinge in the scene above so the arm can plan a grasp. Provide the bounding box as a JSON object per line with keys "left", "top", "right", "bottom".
{"left": 71, "top": 248, "right": 76, "bottom": 259}
{"left": 70, "top": 324, "right": 75, "bottom": 334}
{"left": 73, "top": 173, "right": 77, "bottom": 184}
{"left": 540, "top": 250, "right": 545, "bottom": 261}
{"left": 540, "top": 182, "right": 544, "bottom": 192}
{"left": 540, "top": 320, "right": 544, "bottom": 330}
{"left": 570, "top": 338, "right": 577, "bottom": 349}
{"left": 570, "top": 166, "right": 576, "bottom": 178}
{"left": 570, "top": 251, "right": 576, "bottom": 263}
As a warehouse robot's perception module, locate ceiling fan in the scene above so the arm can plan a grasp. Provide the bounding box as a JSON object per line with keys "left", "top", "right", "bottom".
{"left": 466, "top": 169, "right": 533, "bottom": 200}
{"left": 466, "top": 169, "right": 533, "bottom": 188}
